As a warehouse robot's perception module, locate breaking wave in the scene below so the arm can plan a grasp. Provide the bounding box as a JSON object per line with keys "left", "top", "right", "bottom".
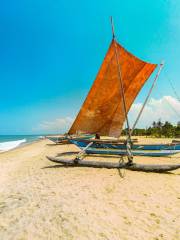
{"left": 0, "top": 139, "right": 26, "bottom": 152}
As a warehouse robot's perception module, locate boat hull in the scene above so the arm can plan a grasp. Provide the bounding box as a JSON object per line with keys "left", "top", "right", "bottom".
{"left": 70, "top": 139, "right": 180, "bottom": 151}
{"left": 47, "top": 136, "right": 68, "bottom": 144}
{"left": 47, "top": 134, "right": 95, "bottom": 144}
{"left": 84, "top": 148, "right": 179, "bottom": 157}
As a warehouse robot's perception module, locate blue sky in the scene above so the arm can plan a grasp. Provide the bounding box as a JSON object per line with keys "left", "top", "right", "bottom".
{"left": 0, "top": 0, "right": 179, "bottom": 134}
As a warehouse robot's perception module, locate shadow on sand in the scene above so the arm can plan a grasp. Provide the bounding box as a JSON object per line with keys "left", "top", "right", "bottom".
{"left": 42, "top": 164, "right": 177, "bottom": 175}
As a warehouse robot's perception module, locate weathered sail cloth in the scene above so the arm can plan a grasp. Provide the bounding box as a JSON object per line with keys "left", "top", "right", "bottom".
{"left": 69, "top": 40, "right": 157, "bottom": 137}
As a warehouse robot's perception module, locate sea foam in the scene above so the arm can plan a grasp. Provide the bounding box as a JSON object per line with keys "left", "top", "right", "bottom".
{"left": 0, "top": 139, "right": 26, "bottom": 152}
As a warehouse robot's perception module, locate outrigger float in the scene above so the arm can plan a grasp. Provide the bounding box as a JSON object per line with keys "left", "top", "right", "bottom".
{"left": 47, "top": 156, "right": 180, "bottom": 173}
{"left": 47, "top": 18, "right": 180, "bottom": 173}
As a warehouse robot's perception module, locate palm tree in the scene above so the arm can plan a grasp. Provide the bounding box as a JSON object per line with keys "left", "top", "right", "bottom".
{"left": 157, "top": 119, "right": 163, "bottom": 137}
{"left": 157, "top": 119, "right": 163, "bottom": 128}
{"left": 162, "top": 121, "right": 175, "bottom": 138}
{"left": 152, "top": 121, "right": 157, "bottom": 128}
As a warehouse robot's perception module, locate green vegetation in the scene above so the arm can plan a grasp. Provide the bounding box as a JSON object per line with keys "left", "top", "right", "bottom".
{"left": 122, "top": 121, "right": 180, "bottom": 138}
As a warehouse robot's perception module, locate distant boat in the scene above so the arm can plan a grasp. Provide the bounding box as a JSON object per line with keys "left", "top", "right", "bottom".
{"left": 46, "top": 134, "right": 95, "bottom": 144}
{"left": 46, "top": 135, "right": 68, "bottom": 144}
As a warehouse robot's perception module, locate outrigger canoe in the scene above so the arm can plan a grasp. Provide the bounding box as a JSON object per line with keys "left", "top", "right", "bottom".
{"left": 46, "top": 19, "right": 180, "bottom": 173}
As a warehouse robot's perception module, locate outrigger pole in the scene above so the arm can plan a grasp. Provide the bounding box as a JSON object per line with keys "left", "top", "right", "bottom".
{"left": 110, "top": 16, "right": 133, "bottom": 164}
{"left": 130, "top": 61, "right": 164, "bottom": 135}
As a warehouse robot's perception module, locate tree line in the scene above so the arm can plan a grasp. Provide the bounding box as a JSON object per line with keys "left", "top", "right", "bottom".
{"left": 122, "top": 121, "right": 180, "bottom": 138}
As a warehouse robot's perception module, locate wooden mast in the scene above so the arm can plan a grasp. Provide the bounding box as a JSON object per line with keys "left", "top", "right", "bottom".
{"left": 110, "top": 16, "right": 133, "bottom": 163}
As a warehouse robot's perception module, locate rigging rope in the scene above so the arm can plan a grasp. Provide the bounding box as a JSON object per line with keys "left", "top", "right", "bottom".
{"left": 167, "top": 77, "right": 180, "bottom": 102}
{"left": 130, "top": 62, "right": 164, "bottom": 135}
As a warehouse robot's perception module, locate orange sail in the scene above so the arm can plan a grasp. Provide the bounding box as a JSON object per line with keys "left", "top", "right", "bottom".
{"left": 69, "top": 39, "right": 157, "bottom": 137}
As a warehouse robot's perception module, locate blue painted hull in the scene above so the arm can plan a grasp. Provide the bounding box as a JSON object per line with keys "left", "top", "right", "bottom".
{"left": 85, "top": 148, "right": 179, "bottom": 157}
{"left": 70, "top": 139, "right": 180, "bottom": 151}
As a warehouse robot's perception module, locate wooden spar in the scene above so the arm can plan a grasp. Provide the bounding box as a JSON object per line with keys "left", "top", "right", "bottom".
{"left": 130, "top": 61, "right": 164, "bottom": 135}
{"left": 110, "top": 16, "right": 115, "bottom": 39}
{"left": 110, "top": 17, "right": 133, "bottom": 163}
{"left": 110, "top": 17, "right": 132, "bottom": 141}
{"left": 46, "top": 156, "right": 180, "bottom": 173}
{"left": 74, "top": 141, "right": 94, "bottom": 160}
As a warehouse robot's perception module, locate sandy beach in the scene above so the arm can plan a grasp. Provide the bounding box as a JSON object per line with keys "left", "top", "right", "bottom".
{"left": 0, "top": 138, "right": 179, "bottom": 240}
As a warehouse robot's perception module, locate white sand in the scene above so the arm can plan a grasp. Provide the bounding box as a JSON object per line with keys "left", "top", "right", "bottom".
{"left": 0, "top": 138, "right": 179, "bottom": 240}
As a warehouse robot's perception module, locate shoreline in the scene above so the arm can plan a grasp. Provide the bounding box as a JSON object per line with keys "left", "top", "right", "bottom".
{"left": 0, "top": 138, "right": 43, "bottom": 155}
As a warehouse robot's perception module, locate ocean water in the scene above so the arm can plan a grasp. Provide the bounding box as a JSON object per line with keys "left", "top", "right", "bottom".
{"left": 0, "top": 135, "right": 43, "bottom": 152}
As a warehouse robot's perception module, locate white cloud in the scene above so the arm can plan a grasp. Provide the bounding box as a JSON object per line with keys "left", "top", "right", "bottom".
{"left": 128, "top": 96, "right": 180, "bottom": 128}
{"left": 34, "top": 96, "right": 179, "bottom": 133}
{"left": 35, "top": 117, "right": 74, "bottom": 133}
